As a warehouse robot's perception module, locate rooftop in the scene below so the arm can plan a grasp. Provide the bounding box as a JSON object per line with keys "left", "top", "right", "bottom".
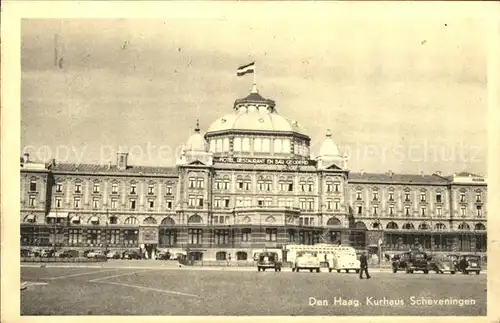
{"left": 51, "top": 163, "right": 178, "bottom": 176}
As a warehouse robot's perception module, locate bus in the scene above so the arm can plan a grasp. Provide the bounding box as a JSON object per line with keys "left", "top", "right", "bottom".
{"left": 284, "top": 244, "right": 360, "bottom": 273}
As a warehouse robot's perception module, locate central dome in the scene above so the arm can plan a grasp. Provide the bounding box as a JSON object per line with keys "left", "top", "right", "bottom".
{"left": 207, "top": 89, "right": 308, "bottom": 136}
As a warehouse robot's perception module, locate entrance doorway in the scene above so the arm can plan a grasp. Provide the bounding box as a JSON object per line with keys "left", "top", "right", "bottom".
{"left": 144, "top": 244, "right": 157, "bottom": 259}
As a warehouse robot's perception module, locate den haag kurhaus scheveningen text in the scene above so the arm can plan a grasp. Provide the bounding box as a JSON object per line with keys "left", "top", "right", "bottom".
{"left": 20, "top": 81, "right": 487, "bottom": 262}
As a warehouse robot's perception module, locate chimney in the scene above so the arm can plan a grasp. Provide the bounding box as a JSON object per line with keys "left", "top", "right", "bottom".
{"left": 420, "top": 170, "right": 424, "bottom": 177}
{"left": 388, "top": 170, "right": 394, "bottom": 177}
{"left": 23, "top": 153, "right": 30, "bottom": 163}
{"left": 50, "top": 158, "right": 56, "bottom": 167}
{"left": 435, "top": 170, "right": 442, "bottom": 176}
{"left": 117, "top": 152, "right": 129, "bottom": 170}
{"left": 108, "top": 161, "right": 112, "bottom": 170}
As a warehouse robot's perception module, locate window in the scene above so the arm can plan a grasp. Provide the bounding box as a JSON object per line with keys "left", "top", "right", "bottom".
{"left": 161, "top": 229, "right": 177, "bottom": 246}
{"left": 87, "top": 229, "right": 99, "bottom": 245}
{"left": 233, "top": 137, "right": 242, "bottom": 152}
{"left": 111, "top": 198, "right": 118, "bottom": 209}
{"left": 334, "top": 200, "right": 340, "bottom": 210}
{"left": 166, "top": 200, "right": 173, "bottom": 210}
{"left": 389, "top": 192, "right": 394, "bottom": 201}
{"left": 373, "top": 206, "right": 378, "bottom": 215}
{"left": 241, "top": 228, "right": 251, "bottom": 242}
{"left": 112, "top": 183, "right": 118, "bottom": 194}
{"left": 420, "top": 192, "right": 426, "bottom": 202}
{"left": 108, "top": 230, "right": 120, "bottom": 245}
{"left": 357, "top": 206, "right": 362, "bottom": 215}
{"left": 461, "top": 207, "right": 466, "bottom": 217}
{"left": 197, "top": 178, "right": 204, "bottom": 189}
{"left": 223, "top": 138, "right": 230, "bottom": 152}
{"left": 74, "top": 197, "right": 80, "bottom": 208}
{"left": 56, "top": 183, "right": 63, "bottom": 192}
{"left": 405, "top": 206, "right": 410, "bottom": 216}
{"left": 130, "top": 184, "right": 136, "bottom": 194}
{"left": 389, "top": 206, "right": 394, "bottom": 215}
{"left": 254, "top": 138, "right": 262, "bottom": 152}
{"left": 405, "top": 193, "right": 410, "bottom": 202}
{"left": 266, "top": 228, "right": 277, "bottom": 241}
{"left": 476, "top": 193, "right": 482, "bottom": 203}
{"left": 299, "top": 180, "right": 306, "bottom": 192}
{"left": 266, "top": 179, "right": 272, "bottom": 191}
{"left": 436, "top": 192, "right": 442, "bottom": 203}
{"left": 188, "top": 196, "right": 196, "bottom": 207}
{"left": 166, "top": 185, "right": 173, "bottom": 195}
{"left": 189, "top": 177, "right": 196, "bottom": 188}
{"left": 299, "top": 199, "right": 307, "bottom": 210}
{"left": 148, "top": 185, "right": 154, "bottom": 195}
{"left": 288, "top": 182, "right": 293, "bottom": 191}
{"left": 476, "top": 205, "right": 482, "bottom": 217}
{"left": 28, "top": 196, "right": 36, "bottom": 207}
{"left": 242, "top": 138, "right": 250, "bottom": 152}
{"left": 124, "top": 230, "right": 138, "bottom": 245}
{"left": 326, "top": 181, "right": 333, "bottom": 192}
{"left": 214, "top": 230, "right": 229, "bottom": 244}
{"left": 148, "top": 200, "right": 154, "bottom": 209}
{"left": 307, "top": 199, "right": 314, "bottom": 210}
{"left": 224, "top": 197, "right": 230, "bottom": 208}
{"left": 273, "top": 138, "right": 282, "bottom": 153}
{"left": 30, "top": 180, "right": 37, "bottom": 192}
{"left": 326, "top": 200, "right": 333, "bottom": 210}
{"left": 75, "top": 183, "right": 82, "bottom": 193}
{"left": 286, "top": 198, "right": 294, "bottom": 207}
{"left": 109, "top": 216, "right": 118, "bottom": 224}
{"left": 436, "top": 207, "right": 442, "bottom": 217}
{"left": 215, "top": 180, "right": 222, "bottom": 190}
{"left": 68, "top": 229, "right": 81, "bottom": 245}
{"left": 188, "top": 229, "right": 203, "bottom": 244}
{"left": 197, "top": 196, "right": 204, "bottom": 207}
{"left": 223, "top": 179, "right": 229, "bottom": 190}
{"left": 237, "top": 179, "right": 244, "bottom": 190}
{"left": 460, "top": 192, "right": 466, "bottom": 203}
{"left": 356, "top": 191, "right": 362, "bottom": 200}
{"left": 258, "top": 179, "right": 265, "bottom": 191}
{"left": 92, "top": 198, "right": 99, "bottom": 209}
{"left": 372, "top": 192, "right": 378, "bottom": 201}
{"left": 307, "top": 179, "right": 314, "bottom": 192}
{"left": 334, "top": 182, "right": 340, "bottom": 192}
{"left": 421, "top": 207, "right": 426, "bottom": 216}
{"left": 93, "top": 183, "right": 100, "bottom": 193}
{"left": 244, "top": 179, "right": 251, "bottom": 191}
{"left": 55, "top": 197, "right": 62, "bottom": 208}
{"left": 129, "top": 200, "right": 136, "bottom": 210}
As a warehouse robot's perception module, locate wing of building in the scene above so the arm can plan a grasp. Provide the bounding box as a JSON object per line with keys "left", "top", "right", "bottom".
{"left": 20, "top": 86, "right": 487, "bottom": 262}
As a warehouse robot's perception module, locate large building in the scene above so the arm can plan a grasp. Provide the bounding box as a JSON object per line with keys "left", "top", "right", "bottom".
{"left": 20, "top": 85, "right": 487, "bottom": 261}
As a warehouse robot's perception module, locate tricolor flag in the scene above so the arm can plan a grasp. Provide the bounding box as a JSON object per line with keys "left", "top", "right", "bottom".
{"left": 237, "top": 62, "right": 255, "bottom": 76}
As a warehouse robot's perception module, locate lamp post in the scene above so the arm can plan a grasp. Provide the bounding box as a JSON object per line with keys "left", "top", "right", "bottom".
{"left": 104, "top": 209, "right": 109, "bottom": 255}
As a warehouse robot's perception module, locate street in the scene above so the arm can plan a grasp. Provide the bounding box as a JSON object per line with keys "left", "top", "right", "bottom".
{"left": 21, "top": 263, "right": 486, "bottom": 316}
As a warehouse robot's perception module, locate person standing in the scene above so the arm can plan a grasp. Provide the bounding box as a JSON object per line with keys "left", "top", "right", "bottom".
{"left": 359, "top": 251, "right": 371, "bottom": 279}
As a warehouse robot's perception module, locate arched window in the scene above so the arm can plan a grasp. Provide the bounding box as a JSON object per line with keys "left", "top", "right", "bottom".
{"left": 88, "top": 216, "right": 100, "bottom": 225}
{"left": 124, "top": 217, "right": 138, "bottom": 225}
{"left": 188, "top": 214, "right": 203, "bottom": 224}
{"left": 143, "top": 217, "right": 157, "bottom": 225}
{"left": 236, "top": 251, "right": 247, "bottom": 261}
{"left": 458, "top": 222, "right": 470, "bottom": 231}
{"left": 435, "top": 223, "right": 446, "bottom": 231}
{"left": 386, "top": 222, "right": 398, "bottom": 230}
{"left": 326, "top": 217, "right": 341, "bottom": 226}
{"left": 354, "top": 221, "right": 366, "bottom": 229}
{"left": 161, "top": 217, "right": 176, "bottom": 226}
{"left": 70, "top": 215, "right": 81, "bottom": 225}
{"left": 108, "top": 216, "right": 119, "bottom": 224}
{"left": 474, "top": 223, "right": 486, "bottom": 231}
{"left": 371, "top": 222, "right": 380, "bottom": 229}
{"left": 402, "top": 223, "right": 415, "bottom": 230}
{"left": 418, "top": 223, "right": 429, "bottom": 230}
{"left": 216, "top": 251, "right": 227, "bottom": 261}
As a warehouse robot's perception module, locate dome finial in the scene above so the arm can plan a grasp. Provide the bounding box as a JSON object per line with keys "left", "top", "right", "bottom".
{"left": 195, "top": 119, "right": 200, "bottom": 133}
{"left": 326, "top": 129, "right": 332, "bottom": 138}
{"left": 251, "top": 82, "right": 258, "bottom": 94}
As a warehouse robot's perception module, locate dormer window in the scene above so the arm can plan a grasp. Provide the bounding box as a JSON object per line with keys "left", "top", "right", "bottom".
{"left": 130, "top": 184, "right": 136, "bottom": 194}
{"left": 460, "top": 192, "right": 466, "bottom": 203}
{"left": 30, "top": 180, "right": 37, "bottom": 192}
{"left": 93, "top": 183, "right": 100, "bottom": 193}
{"left": 148, "top": 185, "right": 154, "bottom": 195}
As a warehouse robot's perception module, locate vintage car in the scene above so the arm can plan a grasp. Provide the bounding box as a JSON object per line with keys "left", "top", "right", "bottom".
{"left": 326, "top": 247, "right": 360, "bottom": 273}
{"left": 392, "top": 251, "right": 431, "bottom": 274}
{"left": 457, "top": 254, "right": 482, "bottom": 275}
{"left": 59, "top": 250, "right": 80, "bottom": 258}
{"left": 429, "top": 255, "right": 456, "bottom": 274}
{"left": 122, "top": 250, "right": 141, "bottom": 260}
{"left": 257, "top": 252, "right": 282, "bottom": 272}
{"left": 86, "top": 250, "right": 107, "bottom": 259}
{"left": 292, "top": 251, "right": 321, "bottom": 273}
{"left": 106, "top": 251, "right": 122, "bottom": 259}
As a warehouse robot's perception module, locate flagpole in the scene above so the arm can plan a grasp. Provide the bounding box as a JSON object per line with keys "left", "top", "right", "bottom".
{"left": 252, "top": 61, "right": 257, "bottom": 92}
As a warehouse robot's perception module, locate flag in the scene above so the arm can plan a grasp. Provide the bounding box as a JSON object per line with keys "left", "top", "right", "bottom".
{"left": 237, "top": 62, "right": 255, "bottom": 76}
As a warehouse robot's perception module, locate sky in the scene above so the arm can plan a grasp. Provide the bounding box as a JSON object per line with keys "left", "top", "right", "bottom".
{"left": 20, "top": 15, "right": 488, "bottom": 176}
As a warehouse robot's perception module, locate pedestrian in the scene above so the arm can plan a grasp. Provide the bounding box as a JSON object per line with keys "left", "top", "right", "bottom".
{"left": 359, "top": 251, "right": 371, "bottom": 279}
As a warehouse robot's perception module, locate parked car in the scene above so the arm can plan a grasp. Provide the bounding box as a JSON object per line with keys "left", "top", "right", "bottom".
{"left": 156, "top": 251, "right": 171, "bottom": 260}
{"left": 107, "top": 251, "right": 121, "bottom": 259}
{"left": 40, "top": 249, "right": 55, "bottom": 258}
{"left": 86, "top": 250, "right": 106, "bottom": 259}
{"left": 256, "top": 252, "right": 282, "bottom": 272}
{"left": 122, "top": 250, "right": 141, "bottom": 260}
{"left": 429, "top": 255, "right": 456, "bottom": 274}
{"left": 21, "top": 249, "right": 35, "bottom": 257}
{"left": 458, "top": 254, "right": 482, "bottom": 275}
{"left": 392, "top": 251, "right": 431, "bottom": 274}
{"left": 59, "top": 250, "right": 79, "bottom": 258}
{"left": 292, "top": 251, "right": 321, "bottom": 273}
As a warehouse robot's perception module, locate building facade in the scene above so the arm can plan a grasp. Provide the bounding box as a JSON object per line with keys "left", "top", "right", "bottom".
{"left": 20, "top": 86, "right": 487, "bottom": 261}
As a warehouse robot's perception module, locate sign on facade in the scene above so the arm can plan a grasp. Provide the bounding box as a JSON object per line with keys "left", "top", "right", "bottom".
{"left": 213, "top": 156, "right": 316, "bottom": 166}
{"left": 139, "top": 227, "right": 159, "bottom": 244}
